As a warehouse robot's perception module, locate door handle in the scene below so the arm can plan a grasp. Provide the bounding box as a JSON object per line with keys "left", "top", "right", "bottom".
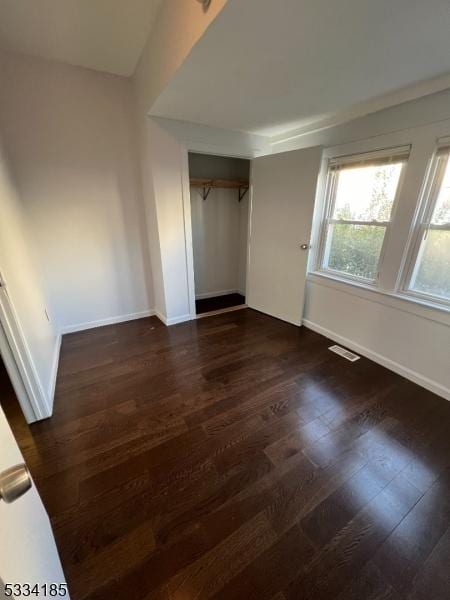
{"left": 0, "top": 463, "right": 32, "bottom": 503}
{"left": 300, "top": 243, "right": 311, "bottom": 250}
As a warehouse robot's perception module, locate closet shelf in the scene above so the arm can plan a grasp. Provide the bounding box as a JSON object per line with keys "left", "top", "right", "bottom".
{"left": 190, "top": 177, "right": 249, "bottom": 201}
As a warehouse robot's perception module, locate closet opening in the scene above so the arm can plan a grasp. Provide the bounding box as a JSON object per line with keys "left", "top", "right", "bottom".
{"left": 188, "top": 152, "right": 251, "bottom": 317}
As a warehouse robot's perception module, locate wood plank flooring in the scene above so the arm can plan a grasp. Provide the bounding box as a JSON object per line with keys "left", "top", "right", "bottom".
{"left": 7, "top": 309, "right": 450, "bottom": 600}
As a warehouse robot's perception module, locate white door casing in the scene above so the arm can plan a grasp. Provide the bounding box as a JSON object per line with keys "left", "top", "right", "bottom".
{"left": 0, "top": 273, "right": 49, "bottom": 423}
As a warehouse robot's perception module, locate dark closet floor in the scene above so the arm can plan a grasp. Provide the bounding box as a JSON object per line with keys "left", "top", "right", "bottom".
{"left": 196, "top": 292, "right": 245, "bottom": 314}
{"left": 5, "top": 309, "right": 450, "bottom": 600}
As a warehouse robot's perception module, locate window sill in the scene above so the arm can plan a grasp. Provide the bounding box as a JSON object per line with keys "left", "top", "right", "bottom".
{"left": 307, "top": 271, "right": 450, "bottom": 327}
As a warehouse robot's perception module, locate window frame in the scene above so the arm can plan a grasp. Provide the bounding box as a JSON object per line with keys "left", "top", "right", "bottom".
{"left": 315, "top": 147, "right": 409, "bottom": 286}
{"left": 401, "top": 141, "right": 450, "bottom": 308}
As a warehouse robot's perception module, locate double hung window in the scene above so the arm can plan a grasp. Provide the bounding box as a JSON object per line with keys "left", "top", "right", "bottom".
{"left": 318, "top": 147, "right": 408, "bottom": 283}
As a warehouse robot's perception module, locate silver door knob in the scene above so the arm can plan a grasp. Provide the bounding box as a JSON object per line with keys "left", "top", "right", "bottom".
{"left": 300, "top": 243, "right": 310, "bottom": 250}
{"left": 0, "top": 463, "right": 32, "bottom": 503}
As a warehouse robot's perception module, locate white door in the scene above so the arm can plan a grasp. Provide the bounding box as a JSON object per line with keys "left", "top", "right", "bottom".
{"left": 247, "top": 146, "right": 322, "bottom": 325}
{"left": 0, "top": 405, "right": 68, "bottom": 599}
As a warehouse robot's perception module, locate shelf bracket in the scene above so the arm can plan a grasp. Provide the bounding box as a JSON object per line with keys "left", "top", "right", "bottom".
{"left": 238, "top": 187, "right": 248, "bottom": 202}
{"left": 199, "top": 187, "right": 212, "bottom": 201}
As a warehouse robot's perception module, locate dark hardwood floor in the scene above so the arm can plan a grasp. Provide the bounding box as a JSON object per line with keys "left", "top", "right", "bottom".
{"left": 7, "top": 309, "right": 450, "bottom": 600}
{"left": 196, "top": 293, "right": 245, "bottom": 314}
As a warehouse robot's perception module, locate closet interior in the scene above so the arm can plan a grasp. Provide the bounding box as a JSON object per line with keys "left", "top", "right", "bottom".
{"left": 189, "top": 152, "right": 251, "bottom": 316}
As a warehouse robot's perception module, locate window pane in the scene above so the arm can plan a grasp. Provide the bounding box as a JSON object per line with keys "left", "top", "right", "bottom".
{"left": 324, "top": 224, "right": 386, "bottom": 280}
{"left": 411, "top": 229, "right": 450, "bottom": 300}
{"left": 333, "top": 163, "right": 403, "bottom": 222}
{"left": 431, "top": 157, "right": 450, "bottom": 225}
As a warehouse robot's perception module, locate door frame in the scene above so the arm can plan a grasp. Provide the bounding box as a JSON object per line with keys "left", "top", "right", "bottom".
{"left": 180, "top": 148, "right": 197, "bottom": 320}
{"left": 180, "top": 146, "right": 253, "bottom": 320}
{"left": 0, "top": 279, "right": 49, "bottom": 423}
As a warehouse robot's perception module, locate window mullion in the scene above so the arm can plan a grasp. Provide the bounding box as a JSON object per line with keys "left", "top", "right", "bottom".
{"left": 421, "top": 155, "right": 448, "bottom": 227}
{"left": 317, "top": 170, "right": 338, "bottom": 270}
{"left": 412, "top": 155, "right": 448, "bottom": 257}
{"left": 381, "top": 137, "right": 437, "bottom": 291}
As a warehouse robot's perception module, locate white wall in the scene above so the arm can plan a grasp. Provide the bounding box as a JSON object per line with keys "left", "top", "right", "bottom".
{"left": 133, "top": 0, "right": 224, "bottom": 325}
{"left": 273, "top": 87, "right": 450, "bottom": 154}
{"left": 288, "top": 94, "right": 450, "bottom": 400}
{"left": 136, "top": 119, "right": 167, "bottom": 319}
{"left": 0, "top": 139, "right": 58, "bottom": 412}
{"left": 136, "top": 118, "right": 192, "bottom": 324}
{"left": 132, "top": 0, "right": 234, "bottom": 324}
{"left": 0, "top": 51, "right": 153, "bottom": 333}
{"left": 190, "top": 188, "right": 245, "bottom": 297}
{"left": 151, "top": 117, "right": 271, "bottom": 158}
{"left": 304, "top": 278, "right": 450, "bottom": 399}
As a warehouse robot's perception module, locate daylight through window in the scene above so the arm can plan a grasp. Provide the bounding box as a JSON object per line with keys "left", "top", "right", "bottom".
{"left": 407, "top": 146, "right": 450, "bottom": 303}
{"left": 318, "top": 149, "right": 407, "bottom": 282}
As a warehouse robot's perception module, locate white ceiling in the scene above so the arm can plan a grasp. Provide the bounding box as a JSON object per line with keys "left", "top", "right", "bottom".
{"left": 0, "top": 0, "right": 163, "bottom": 76}
{"left": 151, "top": 0, "right": 450, "bottom": 137}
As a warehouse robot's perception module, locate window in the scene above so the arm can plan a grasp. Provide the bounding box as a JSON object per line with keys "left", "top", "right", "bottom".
{"left": 405, "top": 144, "right": 450, "bottom": 304}
{"left": 318, "top": 148, "right": 408, "bottom": 283}
{"left": 312, "top": 131, "right": 450, "bottom": 317}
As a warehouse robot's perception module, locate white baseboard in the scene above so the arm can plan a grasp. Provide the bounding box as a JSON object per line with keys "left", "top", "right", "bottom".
{"left": 303, "top": 319, "right": 450, "bottom": 401}
{"left": 247, "top": 301, "right": 301, "bottom": 327}
{"left": 195, "top": 289, "right": 239, "bottom": 300}
{"left": 47, "top": 333, "right": 61, "bottom": 413}
{"left": 167, "top": 314, "right": 192, "bottom": 326}
{"left": 154, "top": 310, "right": 167, "bottom": 325}
{"left": 155, "top": 310, "right": 192, "bottom": 326}
{"left": 60, "top": 310, "right": 155, "bottom": 334}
